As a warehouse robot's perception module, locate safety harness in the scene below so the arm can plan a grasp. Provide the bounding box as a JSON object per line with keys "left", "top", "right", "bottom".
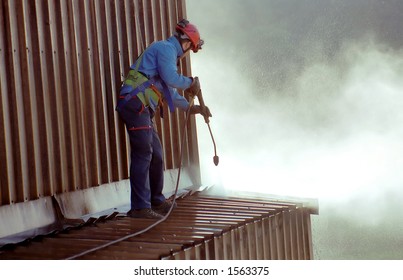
{"left": 115, "top": 52, "right": 175, "bottom": 113}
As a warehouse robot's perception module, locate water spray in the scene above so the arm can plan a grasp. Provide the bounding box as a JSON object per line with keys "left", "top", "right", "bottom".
{"left": 197, "top": 89, "right": 219, "bottom": 166}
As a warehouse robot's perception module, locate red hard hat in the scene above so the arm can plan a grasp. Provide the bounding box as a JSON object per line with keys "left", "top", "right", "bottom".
{"left": 176, "top": 19, "right": 204, "bottom": 53}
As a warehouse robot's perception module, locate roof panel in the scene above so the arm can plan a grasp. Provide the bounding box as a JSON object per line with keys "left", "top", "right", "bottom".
{"left": 0, "top": 191, "right": 316, "bottom": 260}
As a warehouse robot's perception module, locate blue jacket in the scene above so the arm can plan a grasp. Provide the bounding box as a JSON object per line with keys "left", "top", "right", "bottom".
{"left": 130, "top": 36, "right": 192, "bottom": 110}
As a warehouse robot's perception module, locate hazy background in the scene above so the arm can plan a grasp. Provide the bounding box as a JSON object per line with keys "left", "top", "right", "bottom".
{"left": 186, "top": 0, "right": 403, "bottom": 259}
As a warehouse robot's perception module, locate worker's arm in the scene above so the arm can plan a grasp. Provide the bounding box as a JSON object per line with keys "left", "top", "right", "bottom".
{"left": 156, "top": 45, "right": 193, "bottom": 89}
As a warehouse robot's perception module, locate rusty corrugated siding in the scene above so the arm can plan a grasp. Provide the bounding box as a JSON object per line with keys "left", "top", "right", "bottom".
{"left": 0, "top": 192, "right": 316, "bottom": 260}
{"left": 0, "top": 0, "right": 199, "bottom": 206}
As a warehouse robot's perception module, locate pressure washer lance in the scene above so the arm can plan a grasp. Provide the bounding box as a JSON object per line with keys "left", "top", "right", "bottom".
{"left": 197, "top": 89, "right": 219, "bottom": 166}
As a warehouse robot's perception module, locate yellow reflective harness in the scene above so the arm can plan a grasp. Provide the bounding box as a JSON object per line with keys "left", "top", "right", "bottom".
{"left": 116, "top": 53, "right": 174, "bottom": 113}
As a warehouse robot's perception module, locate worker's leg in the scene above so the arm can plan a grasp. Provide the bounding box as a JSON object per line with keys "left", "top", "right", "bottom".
{"left": 120, "top": 97, "right": 154, "bottom": 210}
{"left": 128, "top": 127, "right": 153, "bottom": 210}
{"left": 149, "top": 129, "right": 165, "bottom": 205}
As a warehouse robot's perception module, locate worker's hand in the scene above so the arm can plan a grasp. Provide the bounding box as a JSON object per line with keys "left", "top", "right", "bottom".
{"left": 189, "top": 105, "right": 212, "bottom": 118}
{"left": 186, "top": 77, "right": 201, "bottom": 98}
{"left": 201, "top": 105, "right": 212, "bottom": 119}
{"left": 189, "top": 105, "right": 202, "bottom": 115}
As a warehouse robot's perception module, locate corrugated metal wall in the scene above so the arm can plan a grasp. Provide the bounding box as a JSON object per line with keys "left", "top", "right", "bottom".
{"left": 0, "top": 0, "right": 199, "bottom": 207}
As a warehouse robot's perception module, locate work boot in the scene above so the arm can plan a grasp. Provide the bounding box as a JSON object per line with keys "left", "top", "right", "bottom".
{"left": 152, "top": 200, "right": 177, "bottom": 215}
{"left": 126, "top": 208, "right": 164, "bottom": 219}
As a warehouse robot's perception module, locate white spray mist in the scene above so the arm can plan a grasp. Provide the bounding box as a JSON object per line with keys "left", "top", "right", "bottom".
{"left": 188, "top": 0, "right": 403, "bottom": 259}
{"left": 192, "top": 39, "right": 403, "bottom": 259}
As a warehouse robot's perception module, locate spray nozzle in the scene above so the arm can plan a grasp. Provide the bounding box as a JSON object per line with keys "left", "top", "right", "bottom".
{"left": 213, "top": 155, "right": 219, "bottom": 166}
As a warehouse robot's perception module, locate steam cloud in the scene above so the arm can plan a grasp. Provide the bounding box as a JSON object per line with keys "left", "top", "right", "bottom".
{"left": 187, "top": 0, "right": 403, "bottom": 259}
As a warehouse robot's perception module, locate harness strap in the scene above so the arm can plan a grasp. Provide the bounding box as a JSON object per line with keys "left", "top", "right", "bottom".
{"left": 160, "top": 80, "right": 175, "bottom": 113}
{"left": 115, "top": 78, "right": 157, "bottom": 113}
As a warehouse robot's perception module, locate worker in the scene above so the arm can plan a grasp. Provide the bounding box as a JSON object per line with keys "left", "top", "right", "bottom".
{"left": 116, "top": 19, "right": 211, "bottom": 219}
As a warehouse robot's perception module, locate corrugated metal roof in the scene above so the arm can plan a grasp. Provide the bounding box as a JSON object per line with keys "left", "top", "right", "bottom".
{"left": 0, "top": 191, "right": 316, "bottom": 260}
